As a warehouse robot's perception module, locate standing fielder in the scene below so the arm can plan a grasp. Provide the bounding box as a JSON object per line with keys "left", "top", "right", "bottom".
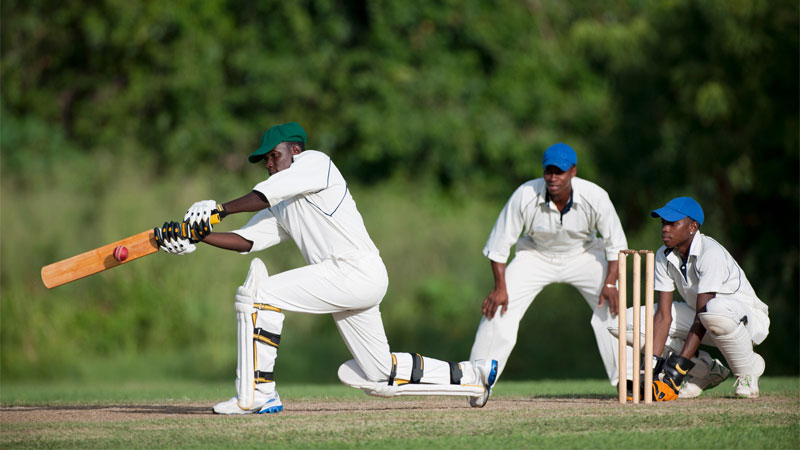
{"left": 155, "top": 122, "right": 497, "bottom": 414}
{"left": 469, "top": 143, "right": 628, "bottom": 390}
{"left": 628, "top": 197, "right": 768, "bottom": 400}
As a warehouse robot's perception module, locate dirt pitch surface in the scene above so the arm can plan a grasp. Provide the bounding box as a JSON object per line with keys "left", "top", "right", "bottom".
{"left": 3, "top": 394, "right": 799, "bottom": 448}
{"left": 3, "top": 395, "right": 796, "bottom": 420}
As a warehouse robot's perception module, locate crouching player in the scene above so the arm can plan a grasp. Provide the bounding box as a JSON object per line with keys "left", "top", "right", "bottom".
{"left": 155, "top": 122, "right": 497, "bottom": 414}
{"left": 627, "top": 197, "right": 769, "bottom": 400}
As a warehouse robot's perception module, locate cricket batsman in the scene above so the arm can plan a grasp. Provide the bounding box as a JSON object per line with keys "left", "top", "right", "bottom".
{"left": 155, "top": 122, "right": 497, "bottom": 414}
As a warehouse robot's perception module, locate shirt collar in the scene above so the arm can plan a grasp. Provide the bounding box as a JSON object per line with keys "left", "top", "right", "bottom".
{"left": 545, "top": 189, "right": 574, "bottom": 215}
{"left": 663, "top": 232, "right": 704, "bottom": 263}
{"left": 689, "top": 231, "right": 704, "bottom": 257}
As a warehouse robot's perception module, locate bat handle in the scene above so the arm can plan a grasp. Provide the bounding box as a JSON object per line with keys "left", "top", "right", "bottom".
{"left": 209, "top": 205, "right": 228, "bottom": 225}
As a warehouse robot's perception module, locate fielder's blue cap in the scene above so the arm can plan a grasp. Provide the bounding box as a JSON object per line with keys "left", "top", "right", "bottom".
{"left": 651, "top": 197, "right": 704, "bottom": 225}
{"left": 249, "top": 122, "right": 307, "bottom": 163}
{"left": 542, "top": 143, "right": 577, "bottom": 171}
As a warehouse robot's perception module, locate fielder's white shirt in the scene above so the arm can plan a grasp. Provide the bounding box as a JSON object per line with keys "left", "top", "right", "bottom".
{"left": 654, "top": 232, "right": 768, "bottom": 315}
{"left": 233, "top": 150, "right": 380, "bottom": 264}
{"left": 483, "top": 177, "right": 627, "bottom": 263}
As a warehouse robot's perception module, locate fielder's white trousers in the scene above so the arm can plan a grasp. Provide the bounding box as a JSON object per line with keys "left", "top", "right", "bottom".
{"left": 253, "top": 253, "right": 394, "bottom": 381}
{"left": 469, "top": 246, "right": 621, "bottom": 385}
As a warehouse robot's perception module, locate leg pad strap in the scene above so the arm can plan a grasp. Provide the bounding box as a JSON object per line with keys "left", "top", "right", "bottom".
{"left": 339, "top": 359, "right": 483, "bottom": 397}
{"left": 449, "top": 362, "right": 463, "bottom": 385}
{"left": 409, "top": 353, "right": 423, "bottom": 384}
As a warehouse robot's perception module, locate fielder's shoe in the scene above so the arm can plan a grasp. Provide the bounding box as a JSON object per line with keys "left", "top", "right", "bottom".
{"left": 733, "top": 375, "right": 759, "bottom": 398}
{"left": 679, "top": 358, "right": 731, "bottom": 399}
{"left": 212, "top": 390, "right": 283, "bottom": 415}
{"left": 468, "top": 359, "right": 498, "bottom": 408}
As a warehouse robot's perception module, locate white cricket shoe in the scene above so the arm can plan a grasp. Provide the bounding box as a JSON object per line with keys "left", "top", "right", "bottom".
{"left": 733, "top": 375, "right": 760, "bottom": 398}
{"left": 468, "top": 359, "right": 498, "bottom": 408}
{"left": 212, "top": 390, "right": 283, "bottom": 415}
{"left": 679, "top": 358, "right": 731, "bottom": 399}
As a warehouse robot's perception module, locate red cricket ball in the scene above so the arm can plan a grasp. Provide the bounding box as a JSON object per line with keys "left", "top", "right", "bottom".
{"left": 113, "top": 245, "right": 129, "bottom": 262}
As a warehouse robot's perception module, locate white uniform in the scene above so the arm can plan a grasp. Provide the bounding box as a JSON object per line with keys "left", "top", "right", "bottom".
{"left": 231, "top": 150, "right": 484, "bottom": 395}
{"left": 650, "top": 231, "right": 769, "bottom": 355}
{"left": 470, "top": 177, "right": 628, "bottom": 384}
{"left": 232, "top": 150, "right": 392, "bottom": 381}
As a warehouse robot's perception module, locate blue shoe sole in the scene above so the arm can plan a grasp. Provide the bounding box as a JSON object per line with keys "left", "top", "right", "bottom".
{"left": 257, "top": 404, "right": 283, "bottom": 414}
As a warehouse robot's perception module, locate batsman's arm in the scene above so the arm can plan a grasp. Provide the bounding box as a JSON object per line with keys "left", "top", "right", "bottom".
{"left": 220, "top": 191, "right": 271, "bottom": 215}
{"left": 202, "top": 232, "right": 254, "bottom": 253}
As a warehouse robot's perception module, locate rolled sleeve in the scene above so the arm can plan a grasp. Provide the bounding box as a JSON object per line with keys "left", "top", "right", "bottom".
{"left": 483, "top": 185, "right": 528, "bottom": 263}
{"left": 231, "top": 208, "right": 290, "bottom": 254}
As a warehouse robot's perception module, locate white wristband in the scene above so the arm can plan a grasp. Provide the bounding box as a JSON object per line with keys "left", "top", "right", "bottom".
{"left": 605, "top": 283, "right": 617, "bottom": 289}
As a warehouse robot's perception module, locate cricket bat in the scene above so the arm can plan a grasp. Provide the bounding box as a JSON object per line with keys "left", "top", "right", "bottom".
{"left": 41, "top": 213, "right": 221, "bottom": 289}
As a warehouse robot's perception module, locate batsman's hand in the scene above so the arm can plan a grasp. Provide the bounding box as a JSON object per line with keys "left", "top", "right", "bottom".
{"left": 482, "top": 287, "right": 509, "bottom": 319}
{"left": 154, "top": 220, "right": 196, "bottom": 255}
{"left": 190, "top": 217, "right": 213, "bottom": 242}
{"left": 184, "top": 200, "right": 217, "bottom": 226}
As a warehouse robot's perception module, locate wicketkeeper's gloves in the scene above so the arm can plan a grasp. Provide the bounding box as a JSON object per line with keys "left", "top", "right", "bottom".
{"left": 650, "top": 354, "right": 695, "bottom": 402}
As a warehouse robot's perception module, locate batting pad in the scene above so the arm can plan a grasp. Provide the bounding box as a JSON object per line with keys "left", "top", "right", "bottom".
{"left": 337, "top": 359, "right": 484, "bottom": 397}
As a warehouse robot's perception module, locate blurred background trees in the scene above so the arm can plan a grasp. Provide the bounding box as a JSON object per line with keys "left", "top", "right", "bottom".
{"left": 2, "top": 0, "right": 797, "bottom": 383}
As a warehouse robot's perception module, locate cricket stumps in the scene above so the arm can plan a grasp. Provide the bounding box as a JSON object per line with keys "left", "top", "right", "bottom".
{"left": 618, "top": 249, "right": 655, "bottom": 404}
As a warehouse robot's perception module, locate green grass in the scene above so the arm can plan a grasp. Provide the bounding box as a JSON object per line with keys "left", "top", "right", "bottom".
{"left": 2, "top": 377, "right": 799, "bottom": 449}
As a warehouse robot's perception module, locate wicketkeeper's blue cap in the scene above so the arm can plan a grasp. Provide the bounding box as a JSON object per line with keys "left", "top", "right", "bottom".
{"left": 651, "top": 197, "right": 704, "bottom": 225}
{"left": 542, "top": 143, "right": 577, "bottom": 171}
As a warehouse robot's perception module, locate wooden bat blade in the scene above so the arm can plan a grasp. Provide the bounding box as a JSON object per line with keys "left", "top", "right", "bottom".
{"left": 41, "top": 229, "right": 159, "bottom": 289}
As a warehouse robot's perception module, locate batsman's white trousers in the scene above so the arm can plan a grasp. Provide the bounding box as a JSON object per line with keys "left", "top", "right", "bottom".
{"left": 253, "top": 253, "right": 393, "bottom": 382}
{"left": 470, "top": 246, "right": 622, "bottom": 385}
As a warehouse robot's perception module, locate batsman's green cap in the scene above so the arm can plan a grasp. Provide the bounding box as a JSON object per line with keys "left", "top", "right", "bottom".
{"left": 248, "top": 122, "right": 307, "bottom": 163}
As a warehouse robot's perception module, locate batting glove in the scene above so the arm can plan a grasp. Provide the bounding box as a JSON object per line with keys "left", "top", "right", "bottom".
{"left": 190, "top": 217, "right": 213, "bottom": 242}
{"left": 155, "top": 220, "right": 196, "bottom": 255}
{"left": 184, "top": 200, "right": 217, "bottom": 226}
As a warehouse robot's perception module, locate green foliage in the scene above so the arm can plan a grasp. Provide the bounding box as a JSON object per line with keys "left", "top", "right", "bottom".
{"left": 1, "top": 0, "right": 797, "bottom": 383}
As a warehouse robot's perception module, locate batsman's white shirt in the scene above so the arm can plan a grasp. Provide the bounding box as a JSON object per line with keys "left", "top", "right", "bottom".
{"left": 239, "top": 150, "right": 379, "bottom": 264}
{"left": 654, "top": 232, "right": 769, "bottom": 344}
{"left": 470, "top": 177, "right": 628, "bottom": 384}
{"left": 231, "top": 150, "right": 394, "bottom": 381}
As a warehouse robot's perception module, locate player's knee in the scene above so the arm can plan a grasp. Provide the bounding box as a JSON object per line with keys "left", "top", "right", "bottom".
{"left": 698, "top": 312, "right": 739, "bottom": 336}
{"left": 242, "top": 257, "right": 269, "bottom": 291}
{"left": 235, "top": 258, "right": 270, "bottom": 308}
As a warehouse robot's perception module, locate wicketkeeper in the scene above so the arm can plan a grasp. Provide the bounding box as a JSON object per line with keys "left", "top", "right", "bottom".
{"left": 155, "top": 122, "right": 497, "bottom": 414}
{"left": 621, "top": 197, "right": 769, "bottom": 400}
